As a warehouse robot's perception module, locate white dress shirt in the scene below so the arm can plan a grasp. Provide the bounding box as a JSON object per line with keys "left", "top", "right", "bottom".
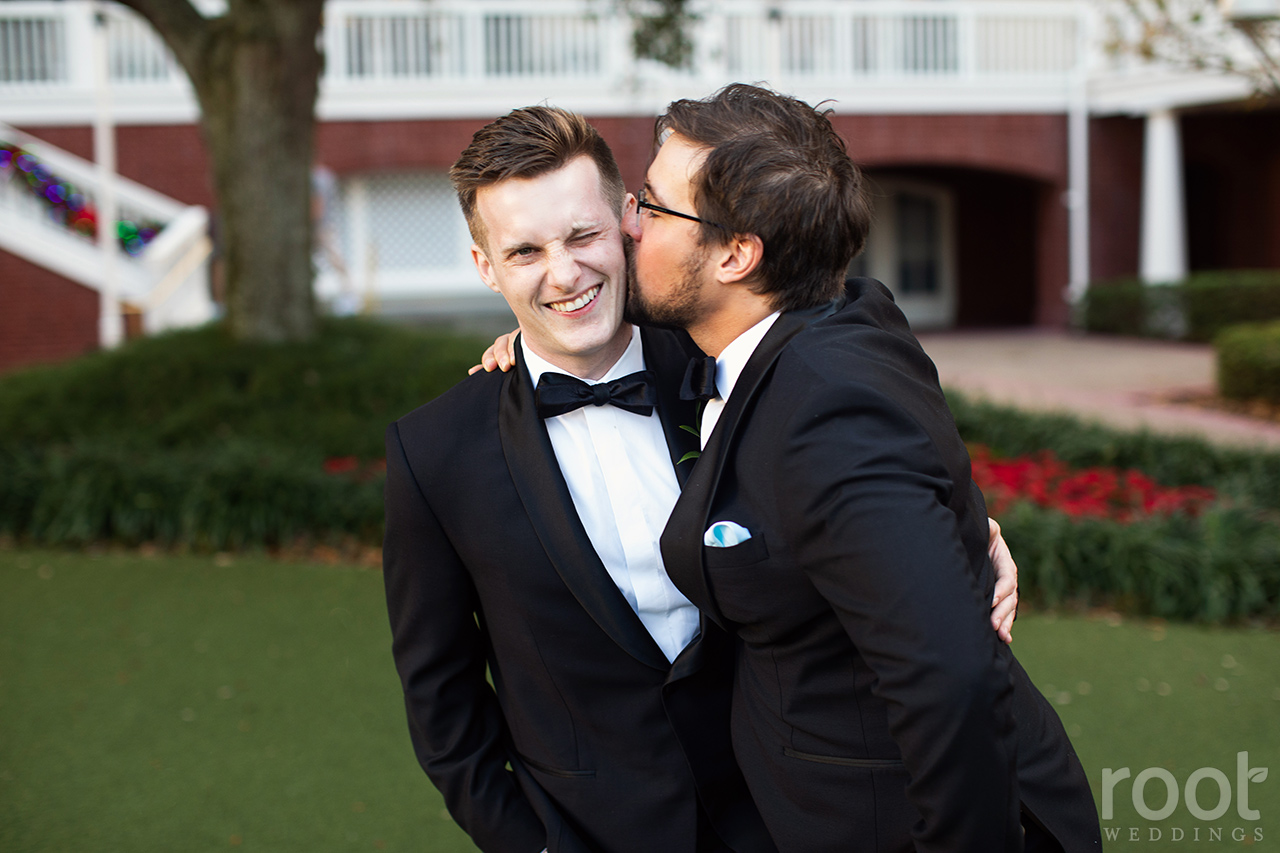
{"left": 522, "top": 327, "right": 700, "bottom": 663}
{"left": 700, "top": 312, "right": 782, "bottom": 449}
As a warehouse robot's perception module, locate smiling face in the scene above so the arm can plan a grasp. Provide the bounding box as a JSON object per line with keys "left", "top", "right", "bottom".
{"left": 471, "top": 156, "right": 632, "bottom": 380}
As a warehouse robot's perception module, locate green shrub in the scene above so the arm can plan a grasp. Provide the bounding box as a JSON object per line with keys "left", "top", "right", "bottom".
{"left": 0, "top": 317, "right": 486, "bottom": 459}
{"left": 1081, "top": 270, "right": 1280, "bottom": 342}
{"left": 1082, "top": 278, "right": 1147, "bottom": 337}
{"left": 1185, "top": 271, "right": 1280, "bottom": 342}
{"left": 4, "top": 319, "right": 1280, "bottom": 625}
{"left": 0, "top": 317, "right": 491, "bottom": 551}
{"left": 1217, "top": 321, "right": 1280, "bottom": 403}
{"left": 0, "top": 440, "right": 384, "bottom": 549}
{"left": 1000, "top": 503, "right": 1280, "bottom": 624}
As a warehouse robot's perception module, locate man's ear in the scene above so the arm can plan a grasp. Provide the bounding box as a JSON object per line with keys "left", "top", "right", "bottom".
{"left": 621, "top": 193, "right": 639, "bottom": 240}
{"left": 714, "top": 233, "right": 764, "bottom": 286}
{"left": 471, "top": 244, "right": 501, "bottom": 295}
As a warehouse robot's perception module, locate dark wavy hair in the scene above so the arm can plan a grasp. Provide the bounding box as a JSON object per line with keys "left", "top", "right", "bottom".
{"left": 656, "top": 84, "right": 872, "bottom": 311}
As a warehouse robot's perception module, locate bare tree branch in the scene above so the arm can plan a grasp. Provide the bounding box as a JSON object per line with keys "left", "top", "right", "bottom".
{"left": 1105, "top": 0, "right": 1280, "bottom": 96}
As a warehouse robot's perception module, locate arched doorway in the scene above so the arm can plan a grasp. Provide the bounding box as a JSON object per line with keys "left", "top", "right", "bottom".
{"left": 850, "top": 166, "right": 1046, "bottom": 329}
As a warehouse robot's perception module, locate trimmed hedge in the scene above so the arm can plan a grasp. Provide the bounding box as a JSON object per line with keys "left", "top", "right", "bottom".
{"left": 1082, "top": 270, "right": 1280, "bottom": 343}
{"left": 0, "top": 440, "right": 384, "bottom": 550}
{"left": 0, "top": 317, "right": 483, "bottom": 550}
{"left": 3, "top": 321, "right": 1279, "bottom": 624}
{"left": 1000, "top": 503, "right": 1280, "bottom": 624}
{"left": 1217, "top": 321, "right": 1280, "bottom": 403}
{"left": 0, "top": 316, "right": 485, "bottom": 459}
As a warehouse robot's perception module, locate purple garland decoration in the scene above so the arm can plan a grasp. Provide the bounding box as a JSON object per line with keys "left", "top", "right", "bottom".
{"left": 0, "top": 143, "right": 163, "bottom": 257}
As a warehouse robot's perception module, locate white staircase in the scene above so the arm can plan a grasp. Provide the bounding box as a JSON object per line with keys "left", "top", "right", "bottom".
{"left": 0, "top": 121, "right": 214, "bottom": 334}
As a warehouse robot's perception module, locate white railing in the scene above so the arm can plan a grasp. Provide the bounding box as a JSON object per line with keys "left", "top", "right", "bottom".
{"left": 0, "top": 4, "right": 66, "bottom": 85}
{"left": 0, "top": 1, "right": 182, "bottom": 86}
{"left": 718, "top": 1, "right": 1083, "bottom": 81}
{"left": 0, "top": 0, "right": 1092, "bottom": 123}
{"left": 0, "top": 121, "right": 214, "bottom": 333}
{"left": 324, "top": 2, "right": 624, "bottom": 83}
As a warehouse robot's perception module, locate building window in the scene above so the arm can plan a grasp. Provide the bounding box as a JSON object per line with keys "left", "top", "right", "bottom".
{"left": 897, "top": 191, "right": 940, "bottom": 295}
{"left": 317, "top": 170, "right": 480, "bottom": 309}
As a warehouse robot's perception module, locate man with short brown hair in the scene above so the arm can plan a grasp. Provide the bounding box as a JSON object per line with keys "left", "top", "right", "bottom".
{"left": 383, "top": 105, "right": 773, "bottom": 853}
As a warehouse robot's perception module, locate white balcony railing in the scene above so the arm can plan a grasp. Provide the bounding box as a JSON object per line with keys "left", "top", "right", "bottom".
{"left": 0, "top": 0, "right": 1093, "bottom": 124}
{"left": 0, "top": 121, "right": 214, "bottom": 332}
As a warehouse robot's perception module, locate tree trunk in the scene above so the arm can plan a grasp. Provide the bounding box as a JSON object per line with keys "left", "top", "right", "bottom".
{"left": 119, "top": 0, "right": 326, "bottom": 342}
{"left": 190, "top": 4, "right": 325, "bottom": 342}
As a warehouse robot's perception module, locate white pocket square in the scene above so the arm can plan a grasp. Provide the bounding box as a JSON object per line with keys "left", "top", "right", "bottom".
{"left": 704, "top": 520, "right": 752, "bottom": 548}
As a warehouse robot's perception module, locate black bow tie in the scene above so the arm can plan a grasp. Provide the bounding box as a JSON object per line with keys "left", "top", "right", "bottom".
{"left": 679, "top": 356, "right": 720, "bottom": 403}
{"left": 535, "top": 370, "right": 658, "bottom": 419}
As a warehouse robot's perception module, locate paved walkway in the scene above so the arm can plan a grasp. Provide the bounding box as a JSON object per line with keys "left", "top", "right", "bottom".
{"left": 915, "top": 330, "right": 1280, "bottom": 450}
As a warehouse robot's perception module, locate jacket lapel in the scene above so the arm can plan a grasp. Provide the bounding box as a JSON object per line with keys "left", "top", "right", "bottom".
{"left": 641, "top": 328, "right": 702, "bottom": 489}
{"left": 498, "top": 340, "right": 672, "bottom": 672}
{"left": 663, "top": 301, "right": 844, "bottom": 625}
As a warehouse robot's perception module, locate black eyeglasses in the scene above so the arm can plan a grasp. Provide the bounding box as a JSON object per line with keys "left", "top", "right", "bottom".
{"left": 636, "top": 189, "right": 724, "bottom": 230}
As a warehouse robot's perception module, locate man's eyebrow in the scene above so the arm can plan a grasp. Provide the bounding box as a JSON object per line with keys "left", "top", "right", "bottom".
{"left": 641, "top": 180, "right": 664, "bottom": 206}
{"left": 568, "top": 219, "right": 608, "bottom": 238}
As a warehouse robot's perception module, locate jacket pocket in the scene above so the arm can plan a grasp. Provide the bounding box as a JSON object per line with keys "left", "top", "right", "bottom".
{"left": 702, "top": 532, "right": 770, "bottom": 569}
{"left": 782, "top": 747, "right": 905, "bottom": 769}
{"left": 517, "top": 752, "right": 596, "bottom": 779}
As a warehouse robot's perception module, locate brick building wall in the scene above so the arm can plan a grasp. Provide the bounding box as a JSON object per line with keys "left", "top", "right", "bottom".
{"left": 835, "top": 113, "right": 1071, "bottom": 326}
{"left": 1089, "top": 116, "right": 1143, "bottom": 283}
{"left": 0, "top": 251, "right": 100, "bottom": 373}
{"left": 7, "top": 111, "right": 1097, "bottom": 350}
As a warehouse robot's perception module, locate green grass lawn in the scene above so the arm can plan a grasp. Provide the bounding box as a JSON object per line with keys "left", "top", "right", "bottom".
{"left": 2, "top": 548, "right": 1277, "bottom": 853}
{"left": 0, "top": 548, "right": 476, "bottom": 853}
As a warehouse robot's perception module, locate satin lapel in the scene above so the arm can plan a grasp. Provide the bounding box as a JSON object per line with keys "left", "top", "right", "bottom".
{"left": 641, "top": 328, "right": 701, "bottom": 489}
{"left": 498, "top": 342, "right": 671, "bottom": 671}
{"left": 666, "top": 613, "right": 716, "bottom": 684}
{"left": 667, "top": 302, "right": 843, "bottom": 625}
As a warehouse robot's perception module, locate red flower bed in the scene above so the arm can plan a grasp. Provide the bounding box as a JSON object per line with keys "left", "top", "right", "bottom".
{"left": 323, "top": 457, "right": 387, "bottom": 480}
{"left": 969, "top": 445, "right": 1215, "bottom": 522}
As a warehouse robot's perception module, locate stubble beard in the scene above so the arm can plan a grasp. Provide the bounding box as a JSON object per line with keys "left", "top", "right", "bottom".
{"left": 622, "top": 235, "right": 708, "bottom": 331}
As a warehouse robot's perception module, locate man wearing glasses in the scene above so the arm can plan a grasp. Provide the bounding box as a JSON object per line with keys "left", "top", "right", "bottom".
{"left": 382, "top": 105, "right": 1019, "bottom": 853}
{"left": 628, "top": 85, "right": 1100, "bottom": 851}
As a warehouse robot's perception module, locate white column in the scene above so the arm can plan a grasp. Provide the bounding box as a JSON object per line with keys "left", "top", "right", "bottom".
{"left": 1065, "top": 80, "right": 1090, "bottom": 305}
{"left": 64, "top": 1, "right": 99, "bottom": 91}
{"left": 1065, "top": 6, "right": 1091, "bottom": 307}
{"left": 1140, "top": 109, "right": 1187, "bottom": 284}
{"left": 92, "top": 2, "right": 123, "bottom": 349}
{"left": 346, "top": 177, "right": 372, "bottom": 303}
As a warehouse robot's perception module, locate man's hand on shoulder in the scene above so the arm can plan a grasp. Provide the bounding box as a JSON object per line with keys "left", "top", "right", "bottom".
{"left": 468, "top": 329, "right": 520, "bottom": 374}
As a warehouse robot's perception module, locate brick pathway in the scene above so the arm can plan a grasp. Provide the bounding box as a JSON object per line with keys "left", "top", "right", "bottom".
{"left": 916, "top": 330, "right": 1280, "bottom": 450}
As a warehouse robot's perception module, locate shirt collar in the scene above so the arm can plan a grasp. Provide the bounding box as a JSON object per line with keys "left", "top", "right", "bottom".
{"left": 715, "top": 311, "right": 781, "bottom": 403}
{"left": 521, "top": 324, "right": 644, "bottom": 386}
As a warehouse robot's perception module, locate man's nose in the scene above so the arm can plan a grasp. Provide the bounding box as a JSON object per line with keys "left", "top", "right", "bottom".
{"left": 545, "top": 245, "right": 582, "bottom": 289}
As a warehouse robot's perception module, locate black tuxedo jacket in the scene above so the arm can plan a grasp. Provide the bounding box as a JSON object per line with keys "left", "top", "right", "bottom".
{"left": 661, "top": 279, "right": 1101, "bottom": 853}
{"left": 383, "top": 327, "right": 775, "bottom": 853}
